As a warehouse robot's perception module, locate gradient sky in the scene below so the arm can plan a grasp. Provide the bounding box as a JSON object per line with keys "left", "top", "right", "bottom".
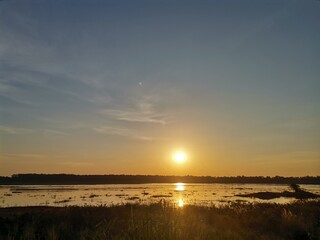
{"left": 0, "top": 0, "right": 319, "bottom": 176}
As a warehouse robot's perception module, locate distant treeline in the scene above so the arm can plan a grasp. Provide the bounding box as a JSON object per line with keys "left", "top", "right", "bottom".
{"left": 0, "top": 174, "right": 319, "bottom": 185}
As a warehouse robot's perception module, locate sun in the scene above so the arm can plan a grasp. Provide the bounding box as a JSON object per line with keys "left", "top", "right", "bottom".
{"left": 173, "top": 151, "right": 187, "bottom": 164}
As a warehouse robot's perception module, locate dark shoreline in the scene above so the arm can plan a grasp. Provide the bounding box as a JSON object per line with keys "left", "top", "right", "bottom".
{"left": 1, "top": 174, "right": 320, "bottom": 185}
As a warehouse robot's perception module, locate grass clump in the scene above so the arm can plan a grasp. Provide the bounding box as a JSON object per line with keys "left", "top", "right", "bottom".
{"left": 0, "top": 200, "right": 319, "bottom": 240}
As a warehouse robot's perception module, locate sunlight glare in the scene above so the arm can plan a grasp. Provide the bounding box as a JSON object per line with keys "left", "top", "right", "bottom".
{"left": 173, "top": 151, "right": 187, "bottom": 164}
{"left": 175, "top": 182, "right": 185, "bottom": 191}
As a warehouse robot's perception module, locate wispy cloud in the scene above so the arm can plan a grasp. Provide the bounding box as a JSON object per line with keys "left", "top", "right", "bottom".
{"left": 0, "top": 66, "right": 97, "bottom": 105}
{"left": 100, "top": 96, "right": 171, "bottom": 125}
{"left": 0, "top": 125, "right": 33, "bottom": 134}
{"left": 0, "top": 79, "right": 38, "bottom": 107}
{"left": 101, "top": 109, "right": 167, "bottom": 124}
{"left": 93, "top": 126, "right": 154, "bottom": 141}
{"left": 85, "top": 95, "right": 112, "bottom": 106}
{"left": 43, "top": 129, "right": 67, "bottom": 136}
{"left": 0, "top": 125, "right": 67, "bottom": 136}
{"left": 95, "top": 95, "right": 172, "bottom": 141}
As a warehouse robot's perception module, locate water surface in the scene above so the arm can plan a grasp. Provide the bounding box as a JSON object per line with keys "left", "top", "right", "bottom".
{"left": 1, "top": 183, "right": 319, "bottom": 207}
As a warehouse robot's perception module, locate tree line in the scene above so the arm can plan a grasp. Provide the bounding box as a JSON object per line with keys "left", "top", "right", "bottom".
{"left": 0, "top": 174, "right": 319, "bottom": 185}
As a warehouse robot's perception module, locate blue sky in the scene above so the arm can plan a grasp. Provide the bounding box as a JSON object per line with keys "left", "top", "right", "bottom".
{"left": 0, "top": 0, "right": 319, "bottom": 176}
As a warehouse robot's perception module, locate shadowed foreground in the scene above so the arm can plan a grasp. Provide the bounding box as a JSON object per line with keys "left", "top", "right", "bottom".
{"left": 0, "top": 201, "right": 319, "bottom": 240}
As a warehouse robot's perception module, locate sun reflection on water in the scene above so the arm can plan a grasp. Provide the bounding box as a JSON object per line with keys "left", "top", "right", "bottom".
{"left": 175, "top": 182, "right": 185, "bottom": 191}
{"left": 178, "top": 198, "right": 184, "bottom": 207}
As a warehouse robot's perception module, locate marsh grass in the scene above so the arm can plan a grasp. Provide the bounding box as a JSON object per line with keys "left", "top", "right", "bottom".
{"left": 0, "top": 200, "right": 319, "bottom": 240}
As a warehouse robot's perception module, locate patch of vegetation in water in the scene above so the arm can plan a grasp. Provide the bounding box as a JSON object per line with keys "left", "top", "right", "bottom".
{"left": 115, "top": 194, "right": 128, "bottom": 197}
{"left": 125, "top": 196, "right": 140, "bottom": 201}
{"left": 53, "top": 199, "right": 72, "bottom": 204}
{"left": 89, "top": 194, "right": 100, "bottom": 198}
{"left": 236, "top": 183, "right": 320, "bottom": 200}
{"left": 151, "top": 194, "right": 172, "bottom": 198}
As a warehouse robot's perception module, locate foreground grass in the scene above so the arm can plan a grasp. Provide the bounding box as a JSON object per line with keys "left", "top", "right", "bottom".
{"left": 0, "top": 200, "right": 319, "bottom": 240}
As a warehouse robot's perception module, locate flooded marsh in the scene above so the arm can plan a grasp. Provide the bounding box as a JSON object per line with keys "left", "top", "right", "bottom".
{"left": 1, "top": 183, "right": 319, "bottom": 207}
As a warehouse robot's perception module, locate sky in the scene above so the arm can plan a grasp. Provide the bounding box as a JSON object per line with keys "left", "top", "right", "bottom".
{"left": 0, "top": 0, "right": 319, "bottom": 176}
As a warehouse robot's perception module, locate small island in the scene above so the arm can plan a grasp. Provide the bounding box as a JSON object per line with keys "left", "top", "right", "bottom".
{"left": 236, "top": 183, "right": 320, "bottom": 200}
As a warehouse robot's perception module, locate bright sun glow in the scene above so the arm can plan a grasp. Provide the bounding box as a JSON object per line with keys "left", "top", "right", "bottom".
{"left": 173, "top": 151, "right": 187, "bottom": 164}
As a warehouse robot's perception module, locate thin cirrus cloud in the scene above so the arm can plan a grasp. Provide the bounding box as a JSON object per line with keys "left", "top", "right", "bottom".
{"left": 0, "top": 125, "right": 33, "bottom": 134}
{"left": 43, "top": 129, "right": 67, "bottom": 136}
{"left": 95, "top": 96, "right": 171, "bottom": 141}
{"left": 0, "top": 125, "right": 67, "bottom": 136}
{"left": 93, "top": 126, "right": 153, "bottom": 141}
{"left": 100, "top": 96, "right": 171, "bottom": 125}
{"left": 0, "top": 66, "right": 99, "bottom": 105}
{"left": 101, "top": 109, "right": 168, "bottom": 125}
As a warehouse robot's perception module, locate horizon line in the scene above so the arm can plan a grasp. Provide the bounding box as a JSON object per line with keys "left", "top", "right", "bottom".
{"left": 2, "top": 174, "right": 319, "bottom": 178}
